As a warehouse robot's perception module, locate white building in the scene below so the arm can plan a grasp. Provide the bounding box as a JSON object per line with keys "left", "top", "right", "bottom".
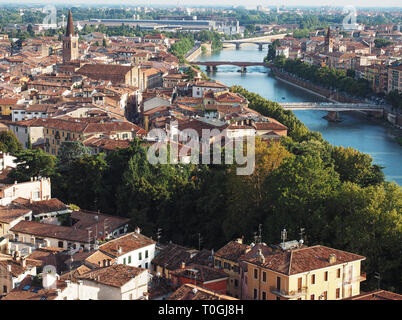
{"left": 98, "top": 229, "right": 156, "bottom": 271}
{"left": 192, "top": 81, "right": 228, "bottom": 98}
{"left": 0, "top": 178, "right": 51, "bottom": 206}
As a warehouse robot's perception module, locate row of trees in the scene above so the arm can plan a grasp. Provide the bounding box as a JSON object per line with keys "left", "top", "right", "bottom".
{"left": 273, "top": 55, "right": 373, "bottom": 98}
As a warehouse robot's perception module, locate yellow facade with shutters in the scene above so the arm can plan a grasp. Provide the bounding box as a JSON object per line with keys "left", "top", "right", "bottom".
{"left": 246, "top": 259, "right": 365, "bottom": 300}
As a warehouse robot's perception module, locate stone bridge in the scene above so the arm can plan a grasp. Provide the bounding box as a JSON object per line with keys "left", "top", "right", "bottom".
{"left": 190, "top": 61, "right": 273, "bottom": 72}
{"left": 280, "top": 102, "right": 384, "bottom": 121}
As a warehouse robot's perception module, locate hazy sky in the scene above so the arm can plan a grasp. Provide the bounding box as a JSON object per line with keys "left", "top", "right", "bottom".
{"left": 0, "top": 0, "right": 401, "bottom": 8}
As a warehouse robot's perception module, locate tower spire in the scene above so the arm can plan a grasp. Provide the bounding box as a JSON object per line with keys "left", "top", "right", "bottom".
{"left": 66, "top": 9, "right": 74, "bottom": 37}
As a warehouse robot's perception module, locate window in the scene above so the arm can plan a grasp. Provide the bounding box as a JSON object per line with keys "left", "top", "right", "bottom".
{"left": 324, "top": 271, "right": 328, "bottom": 281}
{"left": 128, "top": 256, "right": 131, "bottom": 264}
{"left": 323, "top": 291, "right": 328, "bottom": 300}
{"left": 276, "top": 276, "right": 281, "bottom": 290}
{"left": 58, "top": 241, "right": 64, "bottom": 248}
{"left": 145, "top": 250, "right": 148, "bottom": 259}
{"left": 234, "top": 279, "right": 239, "bottom": 287}
{"left": 337, "top": 268, "right": 341, "bottom": 278}
{"left": 145, "top": 262, "right": 148, "bottom": 269}
{"left": 336, "top": 288, "right": 340, "bottom": 299}
{"left": 262, "top": 271, "right": 267, "bottom": 282}
{"left": 123, "top": 258, "right": 126, "bottom": 265}
{"left": 253, "top": 288, "right": 258, "bottom": 300}
{"left": 254, "top": 269, "right": 258, "bottom": 280}
{"left": 138, "top": 252, "right": 142, "bottom": 260}
{"left": 262, "top": 291, "right": 266, "bottom": 300}
{"left": 224, "top": 262, "right": 230, "bottom": 270}
{"left": 311, "top": 274, "right": 315, "bottom": 284}
{"left": 215, "top": 260, "right": 222, "bottom": 268}
{"left": 310, "top": 294, "right": 315, "bottom": 300}
{"left": 298, "top": 277, "right": 302, "bottom": 292}
{"left": 3, "top": 285, "right": 7, "bottom": 294}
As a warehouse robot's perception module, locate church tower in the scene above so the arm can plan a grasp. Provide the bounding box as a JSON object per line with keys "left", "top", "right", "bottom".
{"left": 63, "top": 9, "right": 79, "bottom": 63}
{"left": 325, "top": 26, "right": 334, "bottom": 53}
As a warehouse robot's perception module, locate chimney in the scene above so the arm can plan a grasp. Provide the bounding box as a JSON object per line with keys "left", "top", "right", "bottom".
{"left": 328, "top": 254, "right": 337, "bottom": 264}
{"left": 7, "top": 265, "right": 12, "bottom": 273}
{"left": 236, "top": 238, "right": 243, "bottom": 244}
{"left": 256, "top": 249, "right": 265, "bottom": 264}
{"left": 135, "top": 227, "right": 141, "bottom": 234}
{"left": 181, "top": 262, "right": 186, "bottom": 269}
{"left": 21, "top": 257, "right": 26, "bottom": 268}
{"left": 117, "top": 245, "right": 122, "bottom": 255}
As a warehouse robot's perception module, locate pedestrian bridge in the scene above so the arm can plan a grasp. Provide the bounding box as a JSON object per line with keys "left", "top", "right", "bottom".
{"left": 280, "top": 102, "right": 383, "bottom": 112}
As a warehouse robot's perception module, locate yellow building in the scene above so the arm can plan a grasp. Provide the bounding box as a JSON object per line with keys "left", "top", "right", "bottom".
{"left": 0, "top": 98, "right": 18, "bottom": 116}
{"left": 244, "top": 244, "right": 366, "bottom": 300}
{"left": 214, "top": 239, "right": 250, "bottom": 299}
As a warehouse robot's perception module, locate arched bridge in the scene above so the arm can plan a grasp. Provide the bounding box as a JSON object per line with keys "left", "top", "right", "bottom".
{"left": 280, "top": 102, "right": 384, "bottom": 121}
{"left": 190, "top": 61, "right": 273, "bottom": 72}
{"left": 280, "top": 102, "right": 383, "bottom": 112}
{"left": 222, "top": 40, "right": 272, "bottom": 50}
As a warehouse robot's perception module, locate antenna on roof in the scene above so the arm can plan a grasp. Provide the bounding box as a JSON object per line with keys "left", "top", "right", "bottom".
{"left": 299, "top": 228, "right": 305, "bottom": 245}
{"left": 156, "top": 228, "right": 162, "bottom": 245}
{"left": 374, "top": 272, "right": 381, "bottom": 290}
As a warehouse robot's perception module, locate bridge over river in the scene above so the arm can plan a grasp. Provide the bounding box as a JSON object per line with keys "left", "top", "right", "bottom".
{"left": 280, "top": 102, "right": 384, "bottom": 121}
{"left": 190, "top": 61, "right": 273, "bottom": 72}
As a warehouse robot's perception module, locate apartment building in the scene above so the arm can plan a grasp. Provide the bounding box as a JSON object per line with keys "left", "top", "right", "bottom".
{"left": 243, "top": 243, "right": 366, "bottom": 300}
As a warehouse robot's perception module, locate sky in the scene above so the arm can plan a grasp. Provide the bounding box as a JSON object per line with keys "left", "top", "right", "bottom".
{"left": 0, "top": 0, "right": 401, "bottom": 8}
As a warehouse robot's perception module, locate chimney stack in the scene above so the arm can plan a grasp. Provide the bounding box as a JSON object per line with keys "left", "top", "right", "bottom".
{"left": 328, "top": 254, "right": 337, "bottom": 264}
{"left": 181, "top": 262, "right": 186, "bottom": 269}
{"left": 117, "top": 246, "right": 122, "bottom": 255}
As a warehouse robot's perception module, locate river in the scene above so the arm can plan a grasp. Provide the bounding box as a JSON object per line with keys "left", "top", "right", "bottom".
{"left": 197, "top": 46, "right": 402, "bottom": 185}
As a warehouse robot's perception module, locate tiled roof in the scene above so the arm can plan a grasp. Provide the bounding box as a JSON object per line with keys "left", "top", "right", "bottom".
{"left": 168, "top": 283, "right": 237, "bottom": 300}
{"left": 77, "top": 264, "right": 146, "bottom": 288}
{"left": 0, "top": 258, "right": 42, "bottom": 277}
{"left": 151, "top": 243, "right": 199, "bottom": 271}
{"left": 70, "top": 210, "right": 130, "bottom": 239}
{"left": 215, "top": 241, "right": 250, "bottom": 262}
{"left": 343, "top": 290, "right": 402, "bottom": 300}
{"left": 0, "top": 206, "right": 31, "bottom": 223}
{"left": 172, "top": 264, "right": 228, "bottom": 283}
{"left": 10, "top": 220, "right": 90, "bottom": 243}
{"left": 245, "top": 245, "right": 366, "bottom": 275}
{"left": 99, "top": 231, "right": 155, "bottom": 257}
{"left": 13, "top": 198, "right": 68, "bottom": 215}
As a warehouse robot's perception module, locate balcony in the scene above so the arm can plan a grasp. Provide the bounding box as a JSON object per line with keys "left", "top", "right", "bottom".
{"left": 270, "top": 286, "right": 308, "bottom": 299}
{"left": 343, "top": 272, "right": 366, "bottom": 285}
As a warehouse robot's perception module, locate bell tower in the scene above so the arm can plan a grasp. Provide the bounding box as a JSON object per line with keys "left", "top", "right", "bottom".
{"left": 63, "top": 9, "right": 79, "bottom": 63}
{"left": 325, "top": 26, "right": 334, "bottom": 53}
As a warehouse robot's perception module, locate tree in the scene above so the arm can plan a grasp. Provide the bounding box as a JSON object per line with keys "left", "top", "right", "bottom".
{"left": 0, "top": 131, "right": 23, "bottom": 154}
{"left": 265, "top": 39, "right": 280, "bottom": 62}
{"left": 8, "top": 148, "right": 56, "bottom": 182}
{"left": 331, "top": 146, "right": 384, "bottom": 187}
{"left": 57, "top": 140, "right": 90, "bottom": 166}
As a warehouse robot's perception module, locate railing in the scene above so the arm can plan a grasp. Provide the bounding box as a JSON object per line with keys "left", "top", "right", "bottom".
{"left": 270, "top": 286, "right": 308, "bottom": 299}
{"left": 343, "top": 272, "right": 367, "bottom": 285}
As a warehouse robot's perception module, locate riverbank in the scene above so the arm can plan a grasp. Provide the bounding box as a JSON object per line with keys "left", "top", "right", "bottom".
{"left": 271, "top": 67, "right": 402, "bottom": 142}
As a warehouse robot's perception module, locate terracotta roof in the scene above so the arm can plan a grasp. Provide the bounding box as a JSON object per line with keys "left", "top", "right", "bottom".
{"left": 215, "top": 240, "right": 250, "bottom": 262}
{"left": 99, "top": 231, "right": 155, "bottom": 257}
{"left": 70, "top": 210, "right": 130, "bottom": 239}
{"left": 10, "top": 220, "right": 90, "bottom": 243}
{"left": 0, "top": 207, "right": 31, "bottom": 223}
{"left": 0, "top": 258, "right": 42, "bottom": 277}
{"left": 151, "top": 243, "right": 199, "bottom": 271}
{"left": 77, "top": 64, "right": 134, "bottom": 77}
{"left": 245, "top": 245, "right": 366, "bottom": 276}
{"left": 343, "top": 290, "right": 402, "bottom": 300}
{"left": 168, "top": 283, "right": 237, "bottom": 300}
{"left": 13, "top": 198, "right": 68, "bottom": 215}
{"left": 172, "top": 264, "right": 228, "bottom": 283}
{"left": 77, "top": 264, "right": 146, "bottom": 288}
